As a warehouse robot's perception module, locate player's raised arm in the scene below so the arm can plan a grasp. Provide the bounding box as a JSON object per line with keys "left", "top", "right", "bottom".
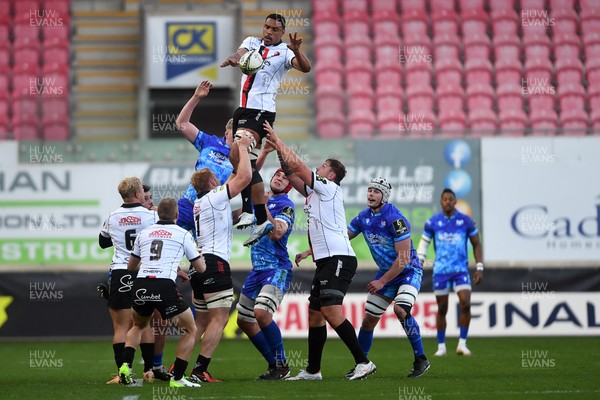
{"left": 176, "top": 80, "right": 212, "bottom": 143}
{"left": 264, "top": 121, "right": 311, "bottom": 194}
{"left": 288, "top": 32, "right": 311, "bottom": 73}
{"left": 220, "top": 48, "right": 247, "bottom": 67}
{"left": 227, "top": 133, "right": 253, "bottom": 198}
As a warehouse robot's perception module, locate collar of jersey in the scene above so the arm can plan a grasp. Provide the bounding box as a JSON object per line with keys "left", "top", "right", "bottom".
{"left": 157, "top": 220, "right": 176, "bottom": 225}
{"left": 443, "top": 212, "right": 457, "bottom": 220}
{"left": 121, "top": 203, "right": 143, "bottom": 208}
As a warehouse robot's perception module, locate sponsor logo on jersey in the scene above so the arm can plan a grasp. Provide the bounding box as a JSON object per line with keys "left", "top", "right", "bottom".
{"left": 119, "top": 216, "right": 142, "bottom": 226}
{"left": 149, "top": 229, "right": 173, "bottom": 238}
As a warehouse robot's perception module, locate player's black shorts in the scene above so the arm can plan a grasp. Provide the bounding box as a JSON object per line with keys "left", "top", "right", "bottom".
{"left": 190, "top": 253, "right": 233, "bottom": 297}
{"left": 309, "top": 255, "right": 358, "bottom": 311}
{"left": 131, "top": 278, "right": 188, "bottom": 320}
{"left": 232, "top": 107, "right": 276, "bottom": 140}
{"left": 108, "top": 269, "right": 136, "bottom": 310}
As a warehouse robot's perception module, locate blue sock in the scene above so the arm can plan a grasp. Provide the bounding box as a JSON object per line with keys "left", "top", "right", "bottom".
{"left": 357, "top": 328, "right": 374, "bottom": 356}
{"left": 460, "top": 326, "right": 469, "bottom": 340}
{"left": 153, "top": 353, "right": 163, "bottom": 368}
{"left": 249, "top": 331, "right": 276, "bottom": 365}
{"left": 437, "top": 329, "right": 446, "bottom": 344}
{"left": 402, "top": 316, "right": 425, "bottom": 357}
{"left": 262, "top": 321, "right": 286, "bottom": 365}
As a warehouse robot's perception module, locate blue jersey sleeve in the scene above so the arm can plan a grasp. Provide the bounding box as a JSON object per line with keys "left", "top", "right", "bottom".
{"left": 466, "top": 216, "right": 479, "bottom": 237}
{"left": 423, "top": 218, "right": 434, "bottom": 239}
{"left": 390, "top": 211, "right": 411, "bottom": 243}
{"left": 348, "top": 215, "right": 362, "bottom": 235}
{"left": 192, "top": 130, "right": 206, "bottom": 152}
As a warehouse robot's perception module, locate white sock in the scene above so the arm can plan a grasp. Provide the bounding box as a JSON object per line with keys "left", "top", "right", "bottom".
{"left": 458, "top": 338, "right": 468, "bottom": 347}
{"left": 438, "top": 343, "right": 446, "bottom": 350}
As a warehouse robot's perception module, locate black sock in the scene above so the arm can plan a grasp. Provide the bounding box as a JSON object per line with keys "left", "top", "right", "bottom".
{"left": 122, "top": 346, "right": 136, "bottom": 367}
{"left": 255, "top": 204, "right": 267, "bottom": 225}
{"left": 307, "top": 326, "right": 327, "bottom": 374}
{"left": 113, "top": 342, "right": 125, "bottom": 369}
{"left": 172, "top": 357, "right": 188, "bottom": 381}
{"left": 140, "top": 343, "right": 154, "bottom": 372}
{"left": 194, "top": 354, "right": 211, "bottom": 373}
{"left": 241, "top": 184, "right": 253, "bottom": 214}
{"left": 334, "top": 319, "right": 369, "bottom": 365}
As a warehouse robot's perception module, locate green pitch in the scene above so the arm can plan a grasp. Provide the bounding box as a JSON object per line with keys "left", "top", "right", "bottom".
{"left": 1, "top": 337, "right": 599, "bottom": 399}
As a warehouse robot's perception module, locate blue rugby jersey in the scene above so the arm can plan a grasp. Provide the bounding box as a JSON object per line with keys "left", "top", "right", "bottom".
{"left": 423, "top": 211, "right": 478, "bottom": 275}
{"left": 250, "top": 194, "right": 295, "bottom": 271}
{"left": 348, "top": 203, "right": 421, "bottom": 273}
{"left": 181, "top": 130, "right": 232, "bottom": 203}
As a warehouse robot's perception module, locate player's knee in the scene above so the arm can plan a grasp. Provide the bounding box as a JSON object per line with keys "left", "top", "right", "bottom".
{"left": 394, "top": 304, "right": 412, "bottom": 322}
{"left": 461, "top": 303, "right": 471, "bottom": 314}
{"left": 319, "top": 289, "right": 344, "bottom": 308}
{"left": 362, "top": 314, "right": 379, "bottom": 330}
{"left": 254, "top": 309, "right": 273, "bottom": 328}
{"left": 236, "top": 296, "right": 257, "bottom": 325}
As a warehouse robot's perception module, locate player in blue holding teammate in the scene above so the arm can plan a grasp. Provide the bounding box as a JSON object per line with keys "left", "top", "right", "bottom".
{"left": 236, "top": 168, "right": 296, "bottom": 380}
{"left": 175, "top": 80, "right": 234, "bottom": 237}
{"left": 347, "top": 178, "right": 430, "bottom": 378}
{"left": 417, "top": 188, "right": 484, "bottom": 357}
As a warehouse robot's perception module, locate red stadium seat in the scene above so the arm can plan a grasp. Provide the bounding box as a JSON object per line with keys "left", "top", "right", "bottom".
{"left": 466, "top": 84, "right": 494, "bottom": 112}
{"left": 523, "top": 33, "right": 551, "bottom": 61}
{"left": 464, "top": 59, "right": 492, "bottom": 86}
{"left": 14, "top": 47, "right": 40, "bottom": 67}
{"left": 42, "top": 120, "right": 70, "bottom": 141}
{"left": 581, "top": 8, "right": 600, "bottom": 36}
{"left": 406, "top": 84, "right": 434, "bottom": 114}
{"left": 489, "top": 0, "right": 515, "bottom": 11}
{"left": 0, "top": 98, "right": 7, "bottom": 115}
{"left": 432, "top": 10, "right": 459, "bottom": 37}
{"left": 433, "top": 34, "right": 461, "bottom": 61}
{"left": 401, "top": 0, "right": 426, "bottom": 12}
{"left": 524, "top": 58, "right": 553, "bottom": 89}
{"left": 42, "top": 97, "right": 69, "bottom": 117}
{"left": 439, "top": 110, "right": 467, "bottom": 131}
{"left": 560, "top": 109, "right": 588, "bottom": 133}
{"left": 497, "top": 84, "right": 524, "bottom": 113}
{"left": 44, "top": 0, "right": 71, "bottom": 16}
{"left": 43, "top": 46, "right": 70, "bottom": 66}
{"left": 586, "top": 58, "right": 600, "bottom": 87}
{"left": 591, "top": 110, "right": 600, "bottom": 129}
{"left": 376, "top": 93, "right": 402, "bottom": 116}
{"left": 405, "top": 61, "right": 432, "bottom": 87}
{"left": 0, "top": 46, "right": 9, "bottom": 74}
{"left": 495, "top": 59, "right": 523, "bottom": 86}
{"left": 342, "top": 0, "right": 368, "bottom": 13}
{"left": 372, "top": 11, "right": 399, "bottom": 40}
{"left": 13, "top": 73, "right": 38, "bottom": 98}
{"left": 463, "top": 34, "right": 491, "bottom": 61}
{"left": 313, "top": 11, "right": 340, "bottom": 38}
{"left": 402, "top": 34, "right": 432, "bottom": 53}
{"left": 12, "top": 112, "right": 40, "bottom": 140}
{"left": 520, "top": 0, "right": 546, "bottom": 9}
{"left": 348, "top": 87, "right": 375, "bottom": 113}
{"left": 41, "top": 25, "right": 70, "bottom": 42}
{"left": 375, "top": 61, "right": 401, "bottom": 88}
{"left": 430, "top": 0, "right": 455, "bottom": 11}
{"left": 555, "top": 58, "right": 583, "bottom": 86}
{"left": 553, "top": 33, "right": 581, "bottom": 60}
{"left": 375, "top": 42, "right": 401, "bottom": 63}
{"left": 377, "top": 108, "right": 401, "bottom": 133}
{"left": 583, "top": 33, "right": 600, "bottom": 61}
{"left": 317, "top": 111, "right": 345, "bottom": 138}
{"left": 494, "top": 34, "right": 521, "bottom": 62}
{"left": 498, "top": 109, "right": 527, "bottom": 133}
{"left": 348, "top": 109, "right": 375, "bottom": 138}
{"left": 399, "top": 111, "right": 435, "bottom": 138}
{"left": 0, "top": 113, "right": 9, "bottom": 139}
{"left": 459, "top": 0, "right": 485, "bottom": 10}
{"left": 316, "top": 87, "right": 344, "bottom": 113}
{"left": 436, "top": 59, "right": 463, "bottom": 87}
{"left": 314, "top": 63, "right": 344, "bottom": 90}
{"left": 343, "top": 10, "right": 370, "bottom": 38}
{"left": 402, "top": 9, "right": 428, "bottom": 39}
{"left": 550, "top": 0, "right": 576, "bottom": 9}
{"left": 588, "top": 82, "right": 600, "bottom": 112}
{"left": 345, "top": 64, "right": 373, "bottom": 93}
{"left": 0, "top": 73, "right": 8, "bottom": 99}
{"left": 370, "top": 0, "right": 399, "bottom": 13}
{"left": 530, "top": 109, "right": 558, "bottom": 131}
{"left": 551, "top": 9, "right": 578, "bottom": 36}
{"left": 491, "top": 9, "right": 519, "bottom": 36}
{"left": 14, "top": 1, "right": 41, "bottom": 26}
{"left": 528, "top": 92, "right": 556, "bottom": 113}
{"left": 312, "top": 0, "right": 339, "bottom": 14}
{"left": 558, "top": 84, "right": 586, "bottom": 114}
{"left": 461, "top": 9, "right": 487, "bottom": 37}
{"left": 468, "top": 108, "right": 497, "bottom": 134}
{"left": 314, "top": 37, "right": 343, "bottom": 64}
{"left": 344, "top": 44, "right": 372, "bottom": 65}
{"left": 13, "top": 98, "right": 38, "bottom": 115}
{"left": 437, "top": 84, "right": 464, "bottom": 113}
{"left": 13, "top": 25, "right": 40, "bottom": 49}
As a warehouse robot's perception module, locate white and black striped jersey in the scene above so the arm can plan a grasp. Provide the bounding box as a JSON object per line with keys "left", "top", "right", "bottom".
{"left": 131, "top": 221, "right": 201, "bottom": 281}
{"left": 304, "top": 172, "right": 356, "bottom": 261}
{"left": 100, "top": 204, "right": 158, "bottom": 270}
{"left": 193, "top": 184, "right": 233, "bottom": 262}
{"left": 238, "top": 37, "right": 296, "bottom": 112}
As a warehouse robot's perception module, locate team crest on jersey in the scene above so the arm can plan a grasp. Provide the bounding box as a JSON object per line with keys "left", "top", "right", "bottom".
{"left": 316, "top": 175, "right": 328, "bottom": 184}
{"left": 149, "top": 229, "right": 173, "bottom": 238}
{"left": 380, "top": 220, "right": 386, "bottom": 228}
{"left": 119, "top": 216, "right": 141, "bottom": 226}
{"left": 268, "top": 203, "right": 276, "bottom": 209}
{"left": 393, "top": 219, "right": 408, "bottom": 235}
{"left": 457, "top": 219, "right": 464, "bottom": 226}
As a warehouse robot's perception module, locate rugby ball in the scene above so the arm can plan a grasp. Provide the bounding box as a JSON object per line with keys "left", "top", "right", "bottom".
{"left": 234, "top": 130, "right": 256, "bottom": 151}
{"left": 239, "top": 50, "right": 264, "bottom": 75}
